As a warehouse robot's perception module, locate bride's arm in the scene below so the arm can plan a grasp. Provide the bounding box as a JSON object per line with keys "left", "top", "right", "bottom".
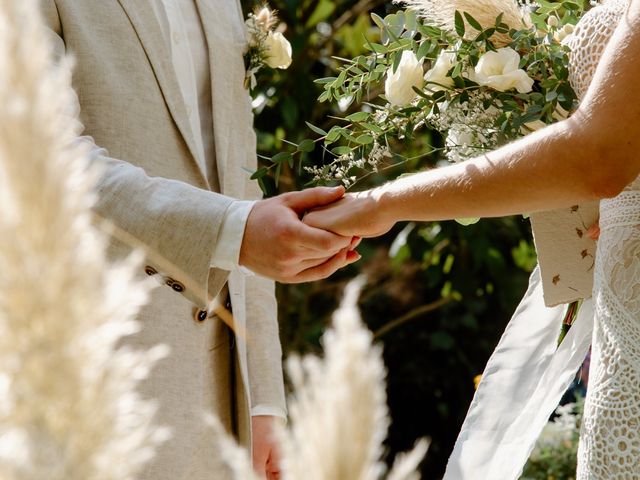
{"left": 305, "top": 0, "right": 640, "bottom": 237}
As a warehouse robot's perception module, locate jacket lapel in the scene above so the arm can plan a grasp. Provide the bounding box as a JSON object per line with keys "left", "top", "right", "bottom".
{"left": 194, "top": 0, "right": 248, "bottom": 195}
{"left": 116, "top": 0, "right": 207, "bottom": 183}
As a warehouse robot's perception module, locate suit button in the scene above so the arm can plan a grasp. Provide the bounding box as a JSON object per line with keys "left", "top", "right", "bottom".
{"left": 144, "top": 266, "right": 158, "bottom": 276}
{"left": 194, "top": 309, "right": 208, "bottom": 322}
{"left": 165, "top": 278, "right": 185, "bottom": 293}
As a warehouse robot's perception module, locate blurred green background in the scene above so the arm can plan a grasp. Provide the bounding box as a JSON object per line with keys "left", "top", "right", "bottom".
{"left": 241, "top": 0, "right": 538, "bottom": 477}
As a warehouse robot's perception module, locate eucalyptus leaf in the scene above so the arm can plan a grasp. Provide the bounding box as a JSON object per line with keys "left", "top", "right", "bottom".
{"left": 454, "top": 11, "right": 465, "bottom": 37}
{"left": 455, "top": 217, "right": 480, "bottom": 226}
{"left": 297, "top": 139, "right": 315, "bottom": 153}
{"left": 250, "top": 166, "right": 269, "bottom": 180}
{"left": 271, "top": 152, "right": 293, "bottom": 164}
{"left": 463, "top": 12, "right": 483, "bottom": 32}
{"left": 355, "top": 134, "right": 374, "bottom": 145}
{"left": 305, "top": 121, "right": 328, "bottom": 136}
{"left": 332, "top": 146, "right": 352, "bottom": 155}
{"left": 346, "top": 111, "right": 370, "bottom": 122}
{"left": 314, "top": 77, "right": 337, "bottom": 84}
{"left": 325, "top": 127, "right": 341, "bottom": 143}
{"left": 371, "top": 12, "right": 385, "bottom": 30}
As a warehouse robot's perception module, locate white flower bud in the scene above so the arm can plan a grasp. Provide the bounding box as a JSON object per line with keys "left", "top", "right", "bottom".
{"left": 384, "top": 50, "right": 425, "bottom": 106}
{"left": 474, "top": 47, "right": 534, "bottom": 94}
{"left": 562, "top": 23, "right": 575, "bottom": 35}
{"left": 424, "top": 50, "right": 456, "bottom": 91}
{"left": 546, "top": 16, "right": 559, "bottom": 28}
{"left": 264, "top": 31, "right": 292, "bottom": 69}
{"left": 254, "top": 7, "right": 273, "bottom": 30}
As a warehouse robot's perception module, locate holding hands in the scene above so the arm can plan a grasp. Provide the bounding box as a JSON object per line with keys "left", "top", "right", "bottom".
{"left": 239, "top": 186, "right": 361, "bottom": 283}
{"left": 303, "top": 188, "right": 395, "bottom": 239}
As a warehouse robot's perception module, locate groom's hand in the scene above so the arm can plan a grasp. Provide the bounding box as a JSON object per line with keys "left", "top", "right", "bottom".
{"left": 240, "top": 186, "right": 360, "bottom": 283}
{"left": 252, "top": 416, "right": 282, "bottom": 480}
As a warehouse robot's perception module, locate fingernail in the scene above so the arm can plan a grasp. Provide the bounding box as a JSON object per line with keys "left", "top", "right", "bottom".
{"left": 346, "top": 250, "right": 361, "bottom": 262}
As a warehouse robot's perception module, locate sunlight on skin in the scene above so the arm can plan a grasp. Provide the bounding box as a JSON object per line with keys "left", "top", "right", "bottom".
{"left": 304, "top": 0, "right": 640, "bottom": 238}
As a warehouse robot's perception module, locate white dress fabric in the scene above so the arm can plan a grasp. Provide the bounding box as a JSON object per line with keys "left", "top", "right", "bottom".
{"left": 580, "top": 181, "right": 640, "bottom": 478}
{"left": 566, "top": 1, "right": 640, "bottom": 476}
{"left": 444, "top": 1, "right": 640, "bottom": 478}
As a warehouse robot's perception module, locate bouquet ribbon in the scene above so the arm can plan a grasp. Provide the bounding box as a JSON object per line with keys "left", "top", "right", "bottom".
{"left": 444, "top": 266, "right": 593, "bottom": 479}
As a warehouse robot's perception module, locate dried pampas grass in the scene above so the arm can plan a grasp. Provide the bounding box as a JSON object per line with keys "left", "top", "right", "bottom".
{"left": 0, "top": 0, "right": 168, "bottom": 478}
{"left": 398, "top": 0, "right": 533, "bottom": 46}
{"left": 208, "top": 277, "right": 428, "bottom": 480}
{"left": 277, "top": 276, "right": 390, "bottom": 480}
{"left": 277, "top": 276, "right": 429, "bottom": 480}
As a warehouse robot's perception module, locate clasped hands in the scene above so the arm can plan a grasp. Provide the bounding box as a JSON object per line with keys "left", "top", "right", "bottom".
{"left": 239, "top": 186, "right": 392, "bottom": 282}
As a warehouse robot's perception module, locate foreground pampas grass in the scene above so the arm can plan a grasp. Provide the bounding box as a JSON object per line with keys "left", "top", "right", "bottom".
{"left": 215, "top": 277, "right": 429, "bottom": 480}
{"left": 0, "top": 1, "right": 168, "bottom": 478}
{"left": 398, "top": 0, "right": 533, "bottom": 46}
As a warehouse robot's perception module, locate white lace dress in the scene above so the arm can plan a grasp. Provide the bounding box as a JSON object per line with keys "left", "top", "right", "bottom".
{"left": 566, "top": 1, "right": 640, "bottom": 477}
{"left": 443, "top": 2, "right": 640, "bottom": 478}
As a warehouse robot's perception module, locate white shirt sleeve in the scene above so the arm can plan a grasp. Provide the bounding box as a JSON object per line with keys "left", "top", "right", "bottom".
{"left": 251, "top": 405, "right": 287, "bottom": 420}
{"left": 211, "top": 200, "right": 256, "bottom": 271}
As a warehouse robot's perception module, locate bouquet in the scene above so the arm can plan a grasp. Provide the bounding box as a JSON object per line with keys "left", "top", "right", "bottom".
{"left": 301, "top": 0, "right": 585, "bottom": 185}
{"left": 253, "top": 0, "right": 598, "bottom": 307}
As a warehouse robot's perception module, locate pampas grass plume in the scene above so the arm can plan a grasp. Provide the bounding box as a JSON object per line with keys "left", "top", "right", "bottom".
{"left": 277, "top": 276, "right": 428, "bottom": 480}
{"left": 208, "top": 277, "right": 428, "bottom": 480}
{"left": 398, "top": 0, "right": 532, "bottom": 46}
{"left": 0, "top": 0, "right": 168, "bottom": 478}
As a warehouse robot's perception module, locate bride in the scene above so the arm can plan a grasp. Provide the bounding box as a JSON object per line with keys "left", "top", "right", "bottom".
{"left": 305, "top": 0, "right": 640, "bottom": 477}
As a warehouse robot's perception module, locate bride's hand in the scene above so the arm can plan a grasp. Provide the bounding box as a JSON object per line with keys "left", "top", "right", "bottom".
{"left": 303, "top": 189, "right": 395, "bottom": 238}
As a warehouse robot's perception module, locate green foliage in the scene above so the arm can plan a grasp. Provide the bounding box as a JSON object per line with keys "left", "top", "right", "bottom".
{"left": 521, "top": 398, "right": 584, "bottom": 480}
{"left": 248, "top": 0, "right": 590, "bottom": 191}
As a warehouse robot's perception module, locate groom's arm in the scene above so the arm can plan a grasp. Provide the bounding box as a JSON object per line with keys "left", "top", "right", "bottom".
{"left": 40, "top": 1, "right": 356, "bottom": 308}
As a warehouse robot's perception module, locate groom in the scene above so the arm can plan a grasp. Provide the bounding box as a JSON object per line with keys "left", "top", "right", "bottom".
{"left": 40, "top": 1, "right": 356, "bottom": 479}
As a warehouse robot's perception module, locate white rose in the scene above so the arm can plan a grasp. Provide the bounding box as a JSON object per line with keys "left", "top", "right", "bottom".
{"left": 474, "top": 47, "right": 534, "bottom": 93}
{"left": 424, "top": 50, "right": 455, "bottom": 91}
{"left": 384, "top": 50, "right": 425, "bottom": 106}
{"left": 264, "top": 31, "right": 292, "bottom": 69}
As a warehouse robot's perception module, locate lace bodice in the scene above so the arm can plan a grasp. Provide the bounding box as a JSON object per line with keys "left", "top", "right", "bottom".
{"left": 565, "top": 1, "right": 640, "bottom": 478}
{"left": 565, "top": 0, "right": 629, "bottom": 100}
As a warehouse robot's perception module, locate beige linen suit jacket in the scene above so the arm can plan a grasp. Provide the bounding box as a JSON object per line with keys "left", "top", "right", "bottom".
{"left": 39, "top": 1, "right": 286, "bottom": 478}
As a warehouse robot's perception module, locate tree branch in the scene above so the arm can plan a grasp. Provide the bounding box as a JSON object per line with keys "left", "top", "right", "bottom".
{"left": 373, "top": 297, "right": 452, "bottom": 339}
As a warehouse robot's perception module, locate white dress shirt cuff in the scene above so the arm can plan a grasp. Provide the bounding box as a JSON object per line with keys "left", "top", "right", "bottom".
{"left": 251, "top": 405, "right": 287, "bottom": 420}
{"left": 211, "top": 200, "right": 256, "bottom": 271}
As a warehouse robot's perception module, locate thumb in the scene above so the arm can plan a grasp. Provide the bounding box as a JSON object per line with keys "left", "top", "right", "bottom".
{"left": 283, "top": 186, "right": 345, "bottom": 214}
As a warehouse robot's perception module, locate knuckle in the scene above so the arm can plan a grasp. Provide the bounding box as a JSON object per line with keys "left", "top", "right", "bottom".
{"left": 276, "top": 222, "right": 295, "bottom": 242}
{"left": 279, "top": 192, "right": 294, "bottom": 205}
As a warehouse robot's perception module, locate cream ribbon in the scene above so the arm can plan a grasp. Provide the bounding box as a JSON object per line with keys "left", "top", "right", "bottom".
{"left": 444, "top": 267, "right": 593, "bottom": 479}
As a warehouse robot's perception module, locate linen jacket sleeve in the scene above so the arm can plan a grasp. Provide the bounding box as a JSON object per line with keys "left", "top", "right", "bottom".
{"left": 42, "top": 0, "right": 287, "bottom": 416}
{"left": 41, "top": 0, "right": 232, "bottom": 308}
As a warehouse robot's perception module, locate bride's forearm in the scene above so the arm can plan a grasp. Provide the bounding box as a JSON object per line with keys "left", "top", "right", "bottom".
{"left": 374, "top": 0, "right": 640, "bottom": 225}
{"left": 373, "top": 118, "right": 610, "bottom": 223}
